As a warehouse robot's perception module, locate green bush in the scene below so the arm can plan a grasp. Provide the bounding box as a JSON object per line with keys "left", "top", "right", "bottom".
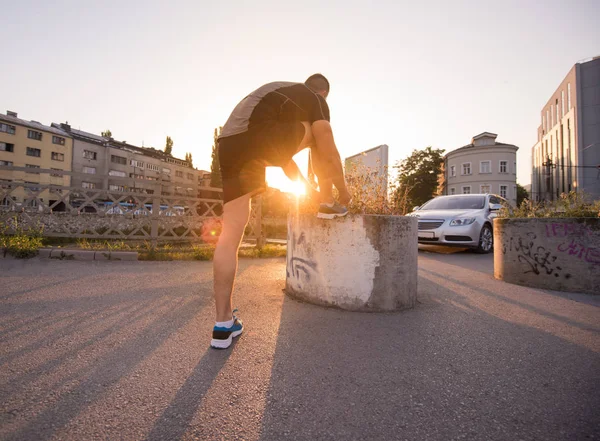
{"left": 499, "top": 191, "right": 600, "bottom": 219}
{"left": 1, "top": 218, "right": 44, "bottom": 259}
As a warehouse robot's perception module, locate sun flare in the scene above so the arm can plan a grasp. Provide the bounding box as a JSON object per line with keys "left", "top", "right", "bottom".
{"left": 266, "top": 167, "right": 306, "bottom": 196}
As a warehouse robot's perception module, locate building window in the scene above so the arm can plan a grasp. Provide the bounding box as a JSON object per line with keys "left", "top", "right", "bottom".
{"left": 542, "top": 115, "right": 545, "bottom": 132}
{"left": 26, "top": 147, "right": 41, "bottom": 157}
{"left": 109, "top": 184, "right": 125, "bottom": 192}
{"left": 146, "top": 163, "right": 159, "bottom": 172}
{"left": 51, "top": 152, "right": 65, "bottom": 162}
{"left": 499, "top": 160, "right": 508, "bottom": 173}
{"left": 25, "top": 181, "right": 41, "bottom": 192}
{"left": 561, "top": 90, "right": 565, "bottom": 117}
{"left": 50, "top": 168, "right": 62, "bottom": 177}
{"left": 111, "top": 155, "right": 127, "bottom": 165}
{"left": 25, "top": 164, "right": 41, "bottom": 173}
{"left": 461, "top": 163, "right": 471, "bottom": 175}
{"left": 450, "top": 165, "right": 456, "bottom": 177}
{"left": 450, "top": 187, "right": 456, "bottom": 195}
{"left": 162, "top": 167, "right": 171, "bottom": 174}
{"left": 0, "top": 160, "right": 14, "bottom": 166}
{"left": 52, "top": 136, "right": 66, "bottom": 145}
{"left": 568, "top": 83, "right": 571, "bottom": 109}
{"left": 109, "top": 169, "right": 126, "bottom": 177}
{"left": 556, "top": 99, "right": 559, "bottom": 124}
{"left": 0, "top": 142, "right": 14, "bottom": 152}
{"left": 187, "top": 173, "right": 194, "bottom": 180}
{"left": 27, "top": 130, "right": 42, "bottom": 140}
{"left": 480, "top": 161, "right": 491, "bottom": 174}
{"left": 83, "top": 150, "right": 97, "bottom": 160}
{"left": 130, "top": 159, "right": 144, "bottom": 168}
{"left": 146, "top": 189, "right": 155, "bottom": 195}
{"left": 82, "top": 182, "right": 96, "bottom": 189}
{"left": 0, "top": 123, "right": 16, "bottom": 134}
{"left": 83, "top": 166, "right": 96, "bottom": 174}
{"left": 500, "top": 185, "right": 507, "bottom": 199}
{"left": 481, "top": 184, "right": 491, "bottom": 194}
{"left": 462, "top": 186, "right": 471, "bottom": 194}
{"left": 175, "top": 170, "right": 184, "bottom": 178}
{"left": 513, "top": 162, "right": 516, "bottom": 174}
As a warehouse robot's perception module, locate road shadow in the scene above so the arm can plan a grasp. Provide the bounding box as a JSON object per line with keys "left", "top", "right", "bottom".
{"left": 257, "top": 280, "right": 600, "bottom": 440}
{"left": 1, "top": 284, "right": 213, "bottom": 441}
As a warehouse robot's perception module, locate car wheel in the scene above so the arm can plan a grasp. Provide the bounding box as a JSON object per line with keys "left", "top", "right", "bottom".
{"left": 474, "top": 224, "right": 493, "bottom": 254}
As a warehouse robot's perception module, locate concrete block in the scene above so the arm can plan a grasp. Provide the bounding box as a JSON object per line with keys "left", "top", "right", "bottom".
{"left": 494, "top": 218, "right": 600, "bottom": 295}
{"left": 106, "top": 251, "right": 138, "bottom": 261}
{"left": 286, "top": 214, "right": 418, "bottom": 312}
{"left": 94, "top": 251, "right": 111, "bottom": 261}
{"left": 49, "top": 249, "right": 95, "bottom": 261}
{"left": 38, "top": 248, "right": 52, "bottom": 258}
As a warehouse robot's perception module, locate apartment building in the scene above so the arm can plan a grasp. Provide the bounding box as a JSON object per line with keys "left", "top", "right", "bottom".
{"left": 0, "top": 111, "right": 72, "bottom": 208}
{"left": 443, "top": 132, "right": 518, "bottom": 204}
{"left": 531, "top": 56, "right": 600, "bottom": 201}
{"left": 51, "top": 122, "right": 204, "bottom": 198}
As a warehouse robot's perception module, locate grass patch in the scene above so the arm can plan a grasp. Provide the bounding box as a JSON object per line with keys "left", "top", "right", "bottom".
{"left": 1, "top": 218, "right": 44, "bottom": 259}
{"left": 499, "top": 191, "right": 600, "bottom": 219}
{"left": 138, "top": 244, "right": 286, "bottom": 261}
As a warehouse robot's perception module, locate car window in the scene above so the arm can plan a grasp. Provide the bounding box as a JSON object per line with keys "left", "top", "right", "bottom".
{"left": 489, "top": 196, "right": 500, "bottom": 205}
{"left": 420, "top": 196, "right": 485, "bottom": 210}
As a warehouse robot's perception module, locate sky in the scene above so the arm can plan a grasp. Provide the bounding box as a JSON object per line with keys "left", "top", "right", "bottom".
{"left": 2, "top": 0, "right": 599, "bottom": 188}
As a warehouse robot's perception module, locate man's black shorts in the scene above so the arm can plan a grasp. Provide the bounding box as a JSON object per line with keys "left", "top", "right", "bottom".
{"left": 218, "top": 121, "right": 305, "bottom": 204}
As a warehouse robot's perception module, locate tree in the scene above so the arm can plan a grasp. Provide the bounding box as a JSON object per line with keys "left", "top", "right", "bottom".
{"left": 393, "top": 146, "right": 445, "bottom": 208}
{"left": 101, "top": 129, "right": 112, "bottom": 138}
{"left": 165, "top": 136, "right": 173, "bottom": 155}
{"left": 516, "top": 183, "right": 529, "bottom": 206}
{"left": 210, "top": 127, "right": 222, "bottom": 188}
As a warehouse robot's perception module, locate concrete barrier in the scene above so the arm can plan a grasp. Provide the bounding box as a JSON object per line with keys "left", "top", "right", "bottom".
{"left": 494, "top": 218, "right": 600, "bottom": 295}
{"left": 286, "top": 214, "right": 418, "bottom": 311}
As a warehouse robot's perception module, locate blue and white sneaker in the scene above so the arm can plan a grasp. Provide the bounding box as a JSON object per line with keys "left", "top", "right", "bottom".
{"left": 210, "top": 310, "right": 244, "bottom": 349}
{"left": 317, "top": 202, "right": 349, "bottom": 219}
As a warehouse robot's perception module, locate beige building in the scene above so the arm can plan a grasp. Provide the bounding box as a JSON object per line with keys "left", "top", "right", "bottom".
{"left": 50, "top": 123, "right": 207, "bottom": 200}
{"left": 0, "top": 111, "right": 72, "bottom": 208}
{"left": 531, "top": 56, "right": 600, "bottom": 201}
{"left": 443, "top": 132, "right": 518, "bottom": 204}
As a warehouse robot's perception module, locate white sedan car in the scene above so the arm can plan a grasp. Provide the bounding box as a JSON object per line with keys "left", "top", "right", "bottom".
{"left": 408, "top": 194, "right": 507, "bottom": 253}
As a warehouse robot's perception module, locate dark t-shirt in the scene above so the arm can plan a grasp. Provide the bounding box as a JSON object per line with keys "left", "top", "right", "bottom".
{"left": 219, "top": 81, "right": 330, "bottom": 139}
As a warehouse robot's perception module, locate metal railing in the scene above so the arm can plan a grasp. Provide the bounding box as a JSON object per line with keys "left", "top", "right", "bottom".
{"left": 0, "top": 166, "right": 262, "bottom": 245}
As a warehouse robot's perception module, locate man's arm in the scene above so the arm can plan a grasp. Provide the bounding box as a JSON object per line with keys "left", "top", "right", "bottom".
{"left": 282, "top": 160, "right": 320, "bottom": 200}
{"left": 311, "top": 120, "right": 351, "bottom": 204}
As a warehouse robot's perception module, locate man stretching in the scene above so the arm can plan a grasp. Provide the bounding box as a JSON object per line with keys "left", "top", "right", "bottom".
{"left": 211, "top": 74, "right": 350, "bottom": 349}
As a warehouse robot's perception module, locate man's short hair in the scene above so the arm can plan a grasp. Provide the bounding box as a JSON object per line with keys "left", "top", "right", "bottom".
{"left": 305, "top": 73, "right": 330, "bottom": 93}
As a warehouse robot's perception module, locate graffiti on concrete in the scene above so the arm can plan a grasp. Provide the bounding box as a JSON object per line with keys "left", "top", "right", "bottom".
{"left": 545, "top": 222, "right": 593, "bottom": 239}
{"left": 545, "top": 221, "right": 600, "bottom": 266}
{"left": 556, "top": 240, "right": 600, "bottom": 266}
{"left": 502, "top": 233, "right": 570, "bottom": 278}
{"left": 286, "top": 231, "right": 318, "bottom": 284}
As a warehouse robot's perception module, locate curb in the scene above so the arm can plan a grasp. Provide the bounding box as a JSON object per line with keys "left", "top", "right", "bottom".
{"left": 41, "top": 248, "right": 138, "bottom": 261}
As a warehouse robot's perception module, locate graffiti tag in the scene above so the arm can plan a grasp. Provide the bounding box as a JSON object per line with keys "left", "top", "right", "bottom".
{"left": 286, "top": 231, "right": 319, "bottom": 285}
{"left": 502, "top": 233, "right": 570, "bottom": 278}
{"left": 556, "top": 239, "right": 600, "bottom": 266}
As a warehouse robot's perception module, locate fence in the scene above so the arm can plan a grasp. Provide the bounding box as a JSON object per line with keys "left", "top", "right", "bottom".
{"left": 0, "top": 166, "right": 263, "bottom": 245}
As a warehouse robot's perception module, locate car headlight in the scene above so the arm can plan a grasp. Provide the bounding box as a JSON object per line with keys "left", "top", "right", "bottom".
{"left": 450, "top": 217, "right": 476, "bottom": 226}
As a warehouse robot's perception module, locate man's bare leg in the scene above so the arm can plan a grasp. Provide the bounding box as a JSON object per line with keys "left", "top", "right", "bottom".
{"left": 309, "top": 146, "right": 335, "bottom": 203}
{"left": 213, "top": 193, "right": 251, "bottom": 322}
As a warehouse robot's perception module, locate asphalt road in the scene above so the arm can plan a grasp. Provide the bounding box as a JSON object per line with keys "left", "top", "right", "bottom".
{"left": 1, "top": 249, "right": 599, "bottom": 441}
